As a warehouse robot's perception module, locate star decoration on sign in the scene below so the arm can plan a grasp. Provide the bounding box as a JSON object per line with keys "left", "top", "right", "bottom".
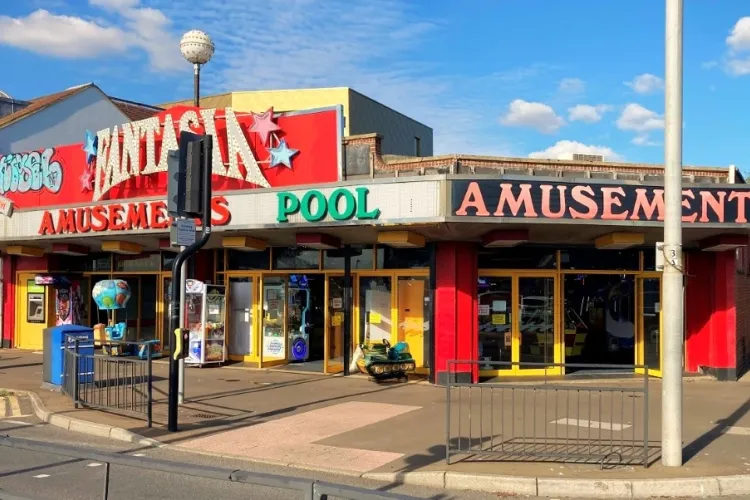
{"left": 267, "top": 139, "right": 299, "bottom": 169}
{"left": 249, "top": 108, "right": 281, "bottom": 146}
{"left": 80, "top": 167, "right": 95, "bottom": 193}
{"left": 82, "top": 130, "right": 98, "bottom": 163}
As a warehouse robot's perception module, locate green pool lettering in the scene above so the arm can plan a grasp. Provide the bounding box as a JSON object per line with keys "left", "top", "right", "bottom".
{"left": 277, "top": 187, "right": 380, "bottom": 223}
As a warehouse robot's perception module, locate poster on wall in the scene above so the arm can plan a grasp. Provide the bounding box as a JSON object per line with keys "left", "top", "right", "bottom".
{"left": 365, "top": 283, "right": 391, "bottom": 344}
{"left": 56, "top": 282, "right": 84, "bottom": 326}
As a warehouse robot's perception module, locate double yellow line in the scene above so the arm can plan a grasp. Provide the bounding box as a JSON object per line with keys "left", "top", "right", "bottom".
{"left": 1, "top": 394, "right": 27, "bottom": 418}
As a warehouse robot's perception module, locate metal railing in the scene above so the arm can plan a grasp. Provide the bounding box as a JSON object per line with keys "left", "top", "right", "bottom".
{"left": 62, "top": 337, "right": 153, "bottom": 427}
{"left": 445, "top": 360, "right": 650, "bottom": 468}
{"left": 0, "top": 436, "right": 419, "bottom": 500}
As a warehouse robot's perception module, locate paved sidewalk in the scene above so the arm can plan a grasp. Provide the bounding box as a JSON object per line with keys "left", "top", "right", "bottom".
{"left": 3, "top": 349, "right": 750, "bottom": 497}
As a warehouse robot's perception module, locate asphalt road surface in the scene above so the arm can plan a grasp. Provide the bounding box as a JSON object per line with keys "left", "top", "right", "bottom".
{"left": 1, "top": 413, "right": 748, "bottom": 500}
{"left": 0, "top": 413, "right": 516, "bottom": 500}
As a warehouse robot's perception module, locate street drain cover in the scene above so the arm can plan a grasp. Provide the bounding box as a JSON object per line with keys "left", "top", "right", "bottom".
{"left": 191, "top": 413, "right": 219, "bottom": 419}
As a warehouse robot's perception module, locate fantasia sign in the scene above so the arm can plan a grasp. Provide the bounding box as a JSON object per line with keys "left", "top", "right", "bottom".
{"left": 452, "top": 180, "right": 750, "bottom": 224}
{"left": 0, "top": 105, "right": 342, "bottom": 213}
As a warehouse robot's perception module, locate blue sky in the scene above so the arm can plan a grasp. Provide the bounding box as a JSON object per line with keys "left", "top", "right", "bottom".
{"left": 1, "top": 0, "right": 749, "bottom": 170}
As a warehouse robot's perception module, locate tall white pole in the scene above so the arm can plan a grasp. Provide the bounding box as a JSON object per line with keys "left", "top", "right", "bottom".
{"left": 662, "top": 0, "right": 684, "bottom": 467}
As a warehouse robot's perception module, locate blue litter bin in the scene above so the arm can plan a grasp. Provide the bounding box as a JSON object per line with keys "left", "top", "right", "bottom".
{"left": 43, "top": 325, "right": 94, "bottom": 387}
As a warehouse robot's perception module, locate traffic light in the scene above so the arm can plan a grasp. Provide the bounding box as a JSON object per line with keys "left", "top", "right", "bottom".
{"left": 168, "top": 131, "right": 204, "bottom": 218}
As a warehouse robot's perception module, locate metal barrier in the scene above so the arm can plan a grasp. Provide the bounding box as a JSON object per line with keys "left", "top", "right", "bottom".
{"left": 0, "top": 436, "right": 419, "bottom": 500}
{"left": 62, "top": 338, "right": 153, "bottom": 427}
{"left": 446, "top": 361, "right": 650, "bottom": 467}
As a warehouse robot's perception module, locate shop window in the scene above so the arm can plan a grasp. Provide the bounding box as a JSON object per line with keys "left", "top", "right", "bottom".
{"left": 52, "top": 253, "right": 111, "bottom": 273}
{"left": 737, "top": 247, "right": 748, "bottom": 275}
{"left": 323, "top": 246, "right": 376, "bottom": 270}
{"left": 215, "top": 249, "right": 226, "bottom": 273}
{"left": 377, "top": 247, "right": 430, "bottom": 269}
{"left": 115, "top": 253, "right": 161, "bottom": 272}
{"left": 478, "top": 246, "right": 556, "bottom": 270}
{"left": 560, "top": 248, "right": 639, "bottom": 271}
{"left": 643, "top": 249, "right": 656, "bottom": 271}
{"left": 227, "top": 248, "right": 271, "bottom": 270}
{"left": 162, "top": 252, "right": 176, "bottom": 272}
{"left": 272, "top": 247, "right": 319, "bottom": 270}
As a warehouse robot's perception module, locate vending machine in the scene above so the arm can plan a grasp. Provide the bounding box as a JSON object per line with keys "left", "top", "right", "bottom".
{"left": 185, "top": 280, "right": 227, "bottom": 367}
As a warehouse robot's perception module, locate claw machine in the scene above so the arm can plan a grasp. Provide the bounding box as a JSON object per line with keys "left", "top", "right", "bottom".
{"left": 185, "top": 279, "right": 227, "bottom": 366}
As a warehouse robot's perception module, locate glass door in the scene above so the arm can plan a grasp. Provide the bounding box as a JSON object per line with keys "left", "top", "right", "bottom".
{"left": 358, "top": 276, "right": 393, "bottom": 346}
{"left": 637, "top": 276, "right": 662, "bottom": 377}
{"left": 260, "top": 276, "right": 287, "bottom": 367}
{"left": 326, "top": 275, "right": 346, "bottom": 374}
{"left": 518, "top": 275, "right": 558, "bottom": 374}
{"left": 478, "top": 275, "right": 513, "bottom": 373}
{"left": 228, "top": 277, "right": 254, "bottom": 359}
{"left": 478, "top": 273, "right": 560, "bottom": 376}
{"left": 396, "top": 276, "right": 429, "bottom": 372}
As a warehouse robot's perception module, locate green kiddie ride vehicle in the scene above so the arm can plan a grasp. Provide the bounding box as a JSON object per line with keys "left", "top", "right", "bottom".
{"left": 355, "top": 339, "right": 416, "bottom": 382}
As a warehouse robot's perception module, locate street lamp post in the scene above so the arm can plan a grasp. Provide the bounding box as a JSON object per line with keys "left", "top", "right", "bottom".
{"left": 177, "top": 30, "right": 214, "bottom": 405}
{"left": 662, "top": 0, "right": 684, "bottom": 467}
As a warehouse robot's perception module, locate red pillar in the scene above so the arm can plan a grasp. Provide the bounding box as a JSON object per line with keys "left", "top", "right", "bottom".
{"left": 434, "top": 242, "right": 478, "bottom": 384}
{"left": 2, "top": 255, "right": 14, "bottom": 348}
{"left": 685, "top": 251, "right": 737, "bottom": 379}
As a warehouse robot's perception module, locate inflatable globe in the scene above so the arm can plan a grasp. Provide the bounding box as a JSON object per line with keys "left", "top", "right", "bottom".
{"left": 92, "top": 279, "right": 131, "bottom": 310}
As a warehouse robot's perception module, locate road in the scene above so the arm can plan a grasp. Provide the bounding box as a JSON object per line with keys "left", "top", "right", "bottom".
{"left": 0, "top": 411, "right": 512, "bottom": 500}
{"left": 1, "top": 410, "right": 748, "bottom": 500}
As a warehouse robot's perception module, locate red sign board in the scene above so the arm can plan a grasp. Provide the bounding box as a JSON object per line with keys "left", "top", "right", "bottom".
{"left": 0, "top": 105, "right": 341, "bottom": 211}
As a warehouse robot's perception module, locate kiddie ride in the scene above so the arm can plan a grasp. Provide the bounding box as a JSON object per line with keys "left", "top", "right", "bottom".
{"left": 355, "top": 340, "right": 416, "bottom": 383}
{"left": 92, "top": 279, "right": 162, "bottom": 359}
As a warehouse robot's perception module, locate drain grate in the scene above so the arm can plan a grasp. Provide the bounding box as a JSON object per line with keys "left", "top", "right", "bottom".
{"left": 190, "top": 413, "right": 219, "bottom": 419}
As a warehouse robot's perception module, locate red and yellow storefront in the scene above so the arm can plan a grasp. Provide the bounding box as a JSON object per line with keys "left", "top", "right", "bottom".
{"left": 1, "top": 102, "right": 749, "bottom": 382}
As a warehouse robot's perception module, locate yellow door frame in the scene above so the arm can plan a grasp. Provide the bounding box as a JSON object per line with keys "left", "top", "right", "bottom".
{"left": 636, "top": 273, "right": 663, "bottom": 378}
{"left": 324, "top": 272, "right": 345, "bottom": 374}
{"left": 394, "top": 273, "right": 430, "bottom": 375}
{"left": 477, "top": 270, "right": 562, "bottom": 377}
{"left": 259, "top": 273, "right": 289, "bottom": 368}
{"left": 15, "top": 271, "right": 51, "bottom": 350}
{"left": 224, "top": 271, "right": 262, "bottom": 364}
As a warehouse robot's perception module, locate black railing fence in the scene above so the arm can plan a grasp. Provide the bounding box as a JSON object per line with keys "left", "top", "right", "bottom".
{"left": 61, "top": 337, "right": 153, "bottom": 427}
{"left": 445, "top": 361, "right": 650, "bottom": 467}
{"left": 0, "top": 436, "right": 419, "bottom": 500}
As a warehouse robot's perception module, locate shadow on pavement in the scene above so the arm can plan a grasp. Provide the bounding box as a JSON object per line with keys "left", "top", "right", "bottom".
{"left": 683, "top": 396, "right": 750, "bottom": 462}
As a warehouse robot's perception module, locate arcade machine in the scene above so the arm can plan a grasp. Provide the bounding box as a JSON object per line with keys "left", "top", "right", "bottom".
{"left": 92, "top": 279, "right": 131, "bottom": 356}
{"left": 184, "top": 279, "right": 226, "bottom": 367}
{"left": 288, "top": 275, "right": 311, "bottom": 362}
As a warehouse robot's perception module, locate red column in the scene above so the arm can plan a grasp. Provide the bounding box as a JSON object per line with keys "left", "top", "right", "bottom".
{"left": 685, "top": 251, "right": 737, "bottom": 379}
{"left": 2, "top": 255, "right": 14, "bottom": 348}
{"left": 434, "top": 242, "right": 478, "bottom": 384}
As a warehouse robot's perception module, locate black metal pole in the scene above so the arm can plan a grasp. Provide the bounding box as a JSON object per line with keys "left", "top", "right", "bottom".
{"left": 167, "top": 135, "right": 213, "bottom": 432}
{"left": 194, "top": 64, "right": 200, "bottom": 107}
{"left": 342, "top": 245, "right": 352, "bottom": 376}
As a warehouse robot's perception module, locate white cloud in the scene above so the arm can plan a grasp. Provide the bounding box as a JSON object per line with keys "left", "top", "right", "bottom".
{"left": 726, "top": 58, "right": 750, "bottom": 75}
{"left": 727, "top": 17, "right": 750, "bottom": 52}
{"left": 568, "top": 104, "right": 612, "bottom": 123}
{"left": 0, "top": 10, "right": 125, "bottom": 57}
{"left": 90, "top": 0, "right": 140, "bottom": 8}
{"left": 558, "top": 78, "right": 585, "bottom": 94}
{"left": 529, "top": 140, "right": 622, "bottom": 161}
{"left": 624, "top": 73, "right": 664, "bottom": 94}
{"left": 616, "top": 103, "right": 664, "bottom": 132}
{"left": 499, "top": 99, "right": 565, "bottom": 133}
{"left": 0, "top": 1, "right": 182, "bottom": 71}
{"left": 723, "top": 17, "right": 750, "bottom": 76}
{"left": 632, "top": 134, "right": 659, "bottom": 147}
{"left": 702, "top": 61, "right": 718, "bottom": 70}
